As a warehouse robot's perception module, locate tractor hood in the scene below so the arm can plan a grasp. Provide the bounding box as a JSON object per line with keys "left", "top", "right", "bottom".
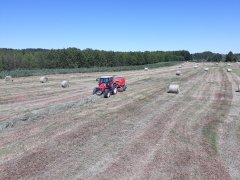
{"left": 98, "top": 83, "right": 106, "bottom": 89}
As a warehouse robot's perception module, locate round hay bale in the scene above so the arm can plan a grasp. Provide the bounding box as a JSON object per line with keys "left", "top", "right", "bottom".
{"left": 176, "top": 70, "right": 181, "bottom": 76}
{"left": 216, "top": 63, "right": 219, "bottom": 65}
{"left": 144, "top": 67, "right": 149, "bottom": 71}
{"left": 194, "top": 65, "right": 198, "bottom": 69}
{"left": 168, "top": 84, "right": 179, "bottom": 94}
{"left": 236, "top": 85, "right": 240, "bottom": 92}
{"left": 204, "top": 68, "right": 209, "bottom": 71}
{"left": 227, "top": 68, "right": 232, "bottom": 72}
{"left": 40, "top": 76, "right": 48, "bottom": 83}
{"left": 228, "top": 63, "right": 231, "bottom": 66}
{"left": 5, "top": 76, "right": 12, "bottom": 82}
{"left": 61, "top": 80, "right": 69, "bottom": 88}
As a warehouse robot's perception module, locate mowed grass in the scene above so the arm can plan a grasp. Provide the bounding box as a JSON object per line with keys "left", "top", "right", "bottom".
{"left": 0, "top": 61, "right": 182, "bottom": 78}
{"left": 202, "top": 126, "right": 218, "bottom": 154}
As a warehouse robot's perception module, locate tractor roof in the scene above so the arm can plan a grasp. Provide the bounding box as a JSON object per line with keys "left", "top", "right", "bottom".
{"left": 100, "top": 76, "right": 113, "bottom": 78}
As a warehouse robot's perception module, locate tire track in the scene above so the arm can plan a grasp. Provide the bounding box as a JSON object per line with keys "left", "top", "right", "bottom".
{"left": 218, "top": 71, "right": 240, "bottom": 179}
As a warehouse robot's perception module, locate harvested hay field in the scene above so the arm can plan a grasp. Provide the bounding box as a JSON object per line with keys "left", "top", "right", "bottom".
{"left": 0, "top": 63, "right": 240, "bottom": 179}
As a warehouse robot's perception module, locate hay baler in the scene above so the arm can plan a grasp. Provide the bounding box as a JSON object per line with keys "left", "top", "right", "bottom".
{"left": 93, "top": 76, "right": 127, "bottom": 98}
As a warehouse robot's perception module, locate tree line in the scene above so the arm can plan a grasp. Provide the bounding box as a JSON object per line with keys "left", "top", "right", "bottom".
{"left": 0, "top": 48, "right": 191, "bottom": 71}
{"left": 1, "top": 48, "right": 238, "bottom": 71}
{"left": 192, "top": 51, "right": 239, "bottom": 62}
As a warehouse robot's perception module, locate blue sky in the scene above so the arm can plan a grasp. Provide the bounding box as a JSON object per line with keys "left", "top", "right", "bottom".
{"left": 0, "top": 0, "right": 239, "bottom": 53}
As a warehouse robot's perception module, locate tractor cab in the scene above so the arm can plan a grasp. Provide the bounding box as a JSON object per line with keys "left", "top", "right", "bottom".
{"left": 98, "top": 76, "right": 113, "bottom": 86}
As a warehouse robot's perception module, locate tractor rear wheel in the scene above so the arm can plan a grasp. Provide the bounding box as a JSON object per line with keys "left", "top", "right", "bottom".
{"left": 123, "top": 85, "right": 127, "bottom": 91}
{"left": 104, "top": 89, "right": 111, "bottom": 98}
{"left": 112, "top": 86, "right": 117, "bottom": 95}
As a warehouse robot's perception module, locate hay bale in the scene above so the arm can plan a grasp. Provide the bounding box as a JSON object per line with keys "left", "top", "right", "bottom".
{"left": 236, "top": 85, "right": 240, "bottom": 92}
{"left": 5, "top": 76, "right": 12, "bottom": 82}
{"left": 227, "top": 68, "right": 232, "bottom": 72}
{"left": 144, "top": 67, "right": 149, "bottom": 71}
{"left": 40, "top": 76, "right": 48, "bottom": 83}
{"left": 178, "top": 66, "right": 182, "bottom": 68}
{"left": 194, "top": 65, "right": 198, "bottom": 69}
{"left": 228, "top": 63, "right": 231, "bottom": 66}
{"left": 176, "top": 71, "right": 181, "bottom": 76}
{"left": 168, "top": 84, "right": 179, "bottom": 94}
{"left": 61, "top": 80, "right": 69, "bottom": 88}
{"left": 216, "top": 63, "right": 218, "bottom": 65}
{"left": 204, "top": 68, "right": 209, "bottom": 71}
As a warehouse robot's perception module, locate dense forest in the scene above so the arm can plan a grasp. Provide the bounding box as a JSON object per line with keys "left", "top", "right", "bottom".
{"left": 1, "top": 48, "right": 239, "bottom": 72}
{"left": 192, "top": 51, "right": 223, "bottom": 61}
{"left": 0, "top": 48, "right": 191, "bottom": 71}
{"left": 192, "top": 51, "right": 239, "bottom": 62}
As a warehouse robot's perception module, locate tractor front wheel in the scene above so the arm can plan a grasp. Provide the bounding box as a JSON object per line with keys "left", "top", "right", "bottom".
{"left": 104, "top": 89, "right": 111, "bottom": 98}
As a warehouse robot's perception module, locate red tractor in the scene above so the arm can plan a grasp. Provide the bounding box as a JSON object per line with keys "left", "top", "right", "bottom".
{"left": 93, "top": 76, "right": 127, "bottom": 98}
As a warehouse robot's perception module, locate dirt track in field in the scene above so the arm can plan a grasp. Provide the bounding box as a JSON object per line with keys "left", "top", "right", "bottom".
{"left": 0, "top": 62, "right": 240, "bottom": 179}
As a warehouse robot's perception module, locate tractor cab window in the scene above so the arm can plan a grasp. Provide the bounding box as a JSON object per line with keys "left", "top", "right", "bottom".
{"left": 99, "top": 77, "right": 112, "bottom": 84}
